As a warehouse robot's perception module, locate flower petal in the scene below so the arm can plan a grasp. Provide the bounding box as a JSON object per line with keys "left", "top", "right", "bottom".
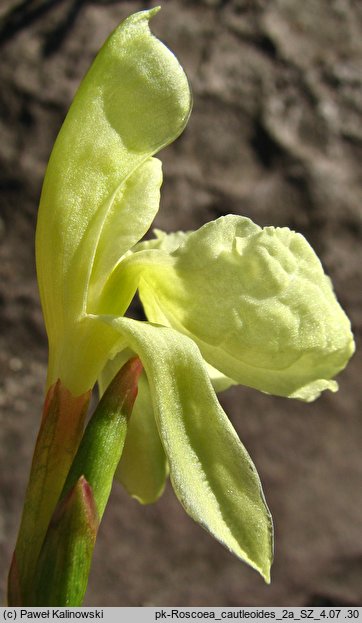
{"left": 129, "top": 215, "right": 354, "bottom": 401}
{"left": 94, "top": 315, "right": 273, "bottom": 582}
{"left": 36, "top": 8, "right": 191, "bottom": 392}
{"left": 89, "top": 157, "right": 163, "bottom": 315}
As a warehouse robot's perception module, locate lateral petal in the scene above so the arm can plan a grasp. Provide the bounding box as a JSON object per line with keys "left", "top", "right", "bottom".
{"left": 94, "top": 315, "right": 273, "bottom": 582}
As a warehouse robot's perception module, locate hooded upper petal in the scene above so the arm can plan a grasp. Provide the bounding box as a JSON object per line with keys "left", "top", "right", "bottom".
{"left": 35, "top": 8, "right": 191, "bottom": 394}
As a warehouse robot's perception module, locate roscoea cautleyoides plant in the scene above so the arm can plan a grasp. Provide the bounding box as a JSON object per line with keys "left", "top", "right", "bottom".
{"left": 8, "top": 7, "right": 355, "bottom": 606}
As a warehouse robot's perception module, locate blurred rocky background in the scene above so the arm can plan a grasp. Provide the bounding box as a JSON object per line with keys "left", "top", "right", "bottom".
{"left": 1, "top": 0, "right": 361, "bottom": 606}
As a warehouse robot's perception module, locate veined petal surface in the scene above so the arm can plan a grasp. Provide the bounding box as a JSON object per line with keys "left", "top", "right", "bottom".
{"left": 35, "top": 8, "right": 191, "bottom": 393}
{"left": 131, "top": 215, "right": 354, "bottom": 401}
{"left": 94, "top": 315, "right": 273, "bottom": 581}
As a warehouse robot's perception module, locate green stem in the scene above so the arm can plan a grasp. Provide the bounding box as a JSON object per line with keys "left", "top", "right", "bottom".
{"left": 8, "top": 382, "right": 90, "bottom": 605}
{"left": 31, "top": 356, "right": 143, "bottom": 606}
{"left": 32, "top": 476, "right": 98, "bottom": 607}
